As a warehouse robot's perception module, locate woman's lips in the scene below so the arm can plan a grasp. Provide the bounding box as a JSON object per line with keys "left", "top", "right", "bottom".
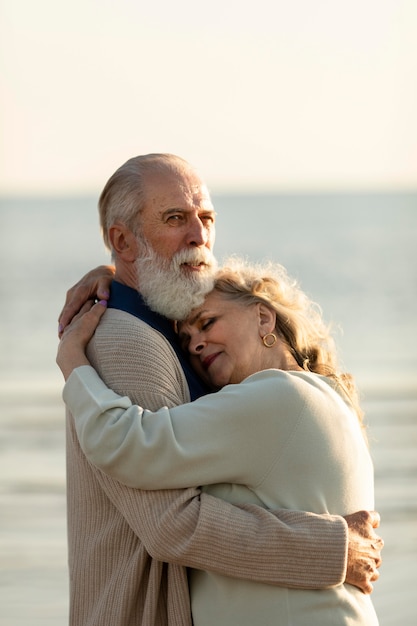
{"left": 202, "top": 352, "right": 220, "bottom": 370}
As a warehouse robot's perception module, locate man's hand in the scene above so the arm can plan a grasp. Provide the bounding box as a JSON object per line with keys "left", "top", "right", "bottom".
{"left": 344, "top": 510, "right": 383, "bottom": 594}
{"left": 58, "top": 265, "right": 115, "bottom": 337}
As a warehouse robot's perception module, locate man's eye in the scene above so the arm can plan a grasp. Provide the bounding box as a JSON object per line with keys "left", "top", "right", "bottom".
{"left": 202, "top": 318, "right": 214, "bottom": 330}
{"left": 167, "top": 214, "right": 182, "bottom": 223}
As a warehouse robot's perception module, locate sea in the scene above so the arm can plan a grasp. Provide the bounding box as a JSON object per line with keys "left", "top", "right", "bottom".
{"left": 0, "top": 192, "right": 416, "bottom": 625}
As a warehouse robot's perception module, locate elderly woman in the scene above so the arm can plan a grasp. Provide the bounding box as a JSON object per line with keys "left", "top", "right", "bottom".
{"left": 57, "top": 258, "right": 379, "bottom": 626}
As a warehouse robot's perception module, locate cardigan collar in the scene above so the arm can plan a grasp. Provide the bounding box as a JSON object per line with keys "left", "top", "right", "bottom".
{"left": 108, "top": 280, "right": 210, "bottom": 401}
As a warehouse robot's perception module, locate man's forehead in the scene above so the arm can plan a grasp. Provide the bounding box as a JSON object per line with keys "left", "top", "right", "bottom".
{"left": 145, "top": 188, "right": 214, "bottom": 215}
{"left": 147, "top": 165, "right": 201, "bottom": 186}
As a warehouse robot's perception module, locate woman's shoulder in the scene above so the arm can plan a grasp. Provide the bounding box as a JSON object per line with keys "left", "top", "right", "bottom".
{"left": 234, "top": 369, "right": 313, "bottom": 410}
{"left": 240, "top": 369, "right": 342, "bottom": 405}
{"left": 242, "top": 368, "right": 318, "bottom": 387}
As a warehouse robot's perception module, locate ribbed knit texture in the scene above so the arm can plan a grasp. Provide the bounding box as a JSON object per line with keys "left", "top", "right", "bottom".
{"left": 65, "top": 308, "right": 348, "bottom": 625}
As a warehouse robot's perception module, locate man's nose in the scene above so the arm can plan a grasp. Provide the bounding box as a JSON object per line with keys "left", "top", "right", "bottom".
{"left": 186, "top": 216, "right": 209, "bottom": 247}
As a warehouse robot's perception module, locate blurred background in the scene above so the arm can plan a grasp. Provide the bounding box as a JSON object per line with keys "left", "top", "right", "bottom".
{"left": 1, "top": 2, "right": 416, "bottom": 625}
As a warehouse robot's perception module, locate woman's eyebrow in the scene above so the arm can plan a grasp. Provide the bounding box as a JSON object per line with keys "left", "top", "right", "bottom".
{"left": 184, "top": 308, "right": 208, "bottom": 327}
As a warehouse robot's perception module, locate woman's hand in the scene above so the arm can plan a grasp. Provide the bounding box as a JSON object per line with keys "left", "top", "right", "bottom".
{"left": 56, "top": 300, "right": 107, "bottom": 381}
{"left": 58, "top": 265, "right": 115, "bottom": 337}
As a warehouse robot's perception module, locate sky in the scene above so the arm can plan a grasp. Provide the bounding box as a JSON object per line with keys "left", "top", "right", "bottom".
{"left": 1, "top": 0, "right": 416, "bottom": 194}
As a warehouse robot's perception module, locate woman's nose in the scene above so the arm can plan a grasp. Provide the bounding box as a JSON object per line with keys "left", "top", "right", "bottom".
{"left": 189, "top": 337, "right": 205, "bottom": 354}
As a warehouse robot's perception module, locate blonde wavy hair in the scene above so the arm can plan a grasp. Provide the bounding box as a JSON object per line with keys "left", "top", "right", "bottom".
{"left": 213, "top": 257, "right": 364, "bottom": 427}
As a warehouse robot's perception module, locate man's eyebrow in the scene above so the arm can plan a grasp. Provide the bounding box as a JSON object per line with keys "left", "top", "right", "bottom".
{"left": 162, "top": 208, "right": 186, "bottom": 217}
{"left": 162, "top": 207, "right": 216, "bottom": 216}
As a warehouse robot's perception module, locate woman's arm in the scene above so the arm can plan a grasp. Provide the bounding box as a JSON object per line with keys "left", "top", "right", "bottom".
{"left": 58, "top": 300, "right": 284, "bottom": 489}
{"left": 58, "top": 302, "right": 382, "bottom": 593}
{"left": 63, "top": 365, "right": 291, "bottom": 490}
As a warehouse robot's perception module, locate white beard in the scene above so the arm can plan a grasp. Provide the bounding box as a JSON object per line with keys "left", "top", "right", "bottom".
{"left": 134, "top": 241, "right": 217, "bottom": 320}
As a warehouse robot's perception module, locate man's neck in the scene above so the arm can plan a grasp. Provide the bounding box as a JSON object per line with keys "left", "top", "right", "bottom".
{"left": 114, "top": 264, "right": 138, "bottom": 290}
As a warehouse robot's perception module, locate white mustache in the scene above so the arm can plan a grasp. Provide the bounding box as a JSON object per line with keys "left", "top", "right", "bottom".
{"left": 173, "top": 247, "right": 216, "bottom": 268}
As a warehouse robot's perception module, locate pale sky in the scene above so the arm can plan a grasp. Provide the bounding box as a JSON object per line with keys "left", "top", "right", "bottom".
{"left": 1, "top": 0, "right": 416, "bottom": 194}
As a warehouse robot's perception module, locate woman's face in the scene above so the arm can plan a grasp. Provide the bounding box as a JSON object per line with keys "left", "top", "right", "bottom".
{"left": 178, "top": 290, "right": 269, "bottom": 389}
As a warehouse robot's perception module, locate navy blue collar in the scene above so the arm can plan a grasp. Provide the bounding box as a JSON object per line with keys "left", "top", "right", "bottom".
{"left": 107, "top": 281, "right": 210, "bottom": 401}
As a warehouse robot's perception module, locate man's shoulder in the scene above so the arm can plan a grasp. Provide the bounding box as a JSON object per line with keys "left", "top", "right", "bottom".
{"left": 97, "top": 308, "right": 171, "bottom": 345}
{"left": 87, "top": 308, "right": 182, "bottom": 372}
{"left": 100, "top": 307, "right": 155, "bottom": 328}
{"left": 86, "top": 309, "right": 191, "bottom": 406}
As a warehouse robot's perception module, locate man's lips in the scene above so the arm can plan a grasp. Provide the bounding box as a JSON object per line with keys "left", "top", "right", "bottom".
{"left": 202, "top": 352, "right": 220, "bottom": 370}
{"left": 181, "top": 262, "right": 207, "bottom": 271}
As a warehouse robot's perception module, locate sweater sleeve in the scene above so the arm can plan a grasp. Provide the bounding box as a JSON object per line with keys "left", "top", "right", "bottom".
{"left": 66, "top": 311, "right": 348, "bottom": 588}
{"left": 99, "top": 475, "right": 349, "bottom": 590}
{"left": 64, "top": 367, "right": 301, "bottom": 490}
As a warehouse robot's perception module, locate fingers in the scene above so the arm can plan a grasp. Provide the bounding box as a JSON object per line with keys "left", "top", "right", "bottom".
{"left": 64, "top": 300, "right": 108, "bottom": 336}
{"left": 371, "top": 535, "right": 384, "bottom": 553}
{"left": 371, "top": 568, "right": 380, "bottom": 583}
{"left": 368, "top": 510, "right": 381, "bottom": 528}
{"left": 370, "top": 539, "right": 383, "bottom": 570}
{"left": 57, "top": 265, "right": 115, "bottom": 337}
{"left": 344, "top": 509, "right": 384, "bottom": 594}
{"left": 58, "top": 291, "right": 85, "bottom": 337}
{"left": 56, "top": 301, "right": 107, "bottom": 381}
{"left": 89, "top": 299, "right": 108, "bottom": 322}
{"left": 363, "top": 561, "right": 381, "bottom": 594}
{"left": 356, "top": 509, "right": 379, "bottom": 530}
{"left": 96, "top": 276, "right": 113, "bottom": 301}
{"left": 372, "top": 541, "right": 383, "bottom": 570}
{"left": 344, "top": 510, "right": 382, "bottom": 537}
{"left": 346, "top": 555, "right": 381, "bottom": 595}
{"left": 361, "top": 580, "right": 373, "bottom": 595}
{"left": 59, "top": 289, "right": 101, "bottom": 337}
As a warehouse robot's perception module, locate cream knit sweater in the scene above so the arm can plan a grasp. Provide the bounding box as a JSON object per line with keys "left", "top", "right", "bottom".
{"left": 65, "top": 308, "right": 348, "bottom": 626}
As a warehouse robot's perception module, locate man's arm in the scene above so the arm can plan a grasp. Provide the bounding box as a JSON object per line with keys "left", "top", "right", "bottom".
{"left": 65, "top": 309, "right": 381, "bottom": 593}
{"left": 97, "top": 474, "right": 381, "bottom": 592}
{"left": 99, "top": 470, "right": 348, "bottom": 589}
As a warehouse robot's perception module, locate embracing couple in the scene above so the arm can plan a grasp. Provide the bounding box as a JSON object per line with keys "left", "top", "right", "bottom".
{"left": 57, "top": 153, "right": 382, "bottom": 626}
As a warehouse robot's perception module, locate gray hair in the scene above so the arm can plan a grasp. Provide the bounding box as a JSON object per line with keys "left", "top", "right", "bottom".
{"left": 98, "top": 153, "right": 194, "bottom": 250}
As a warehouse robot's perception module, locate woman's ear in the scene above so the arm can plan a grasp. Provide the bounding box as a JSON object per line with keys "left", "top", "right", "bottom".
{"left": 257, "top": 303, "right": 276, "bottom": 335}
{"left": 108, "top": 223, "right": 138, "bottom": 262}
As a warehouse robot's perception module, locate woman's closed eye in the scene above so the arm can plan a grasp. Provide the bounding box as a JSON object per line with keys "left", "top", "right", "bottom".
{"left": 201, "top": 318, "right": 215, "bottom": 331}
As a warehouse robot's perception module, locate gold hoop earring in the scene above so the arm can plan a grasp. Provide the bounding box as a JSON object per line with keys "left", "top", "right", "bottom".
{"left": 262, "top": 333, "right": 277, "bottom": 348}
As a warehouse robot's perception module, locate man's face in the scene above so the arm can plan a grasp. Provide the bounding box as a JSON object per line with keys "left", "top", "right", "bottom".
{"left": 138, "top": 167, "right": 216, "bottom": 269}
{"left": 130, "top": 165, "right": 217, "bottom": 320}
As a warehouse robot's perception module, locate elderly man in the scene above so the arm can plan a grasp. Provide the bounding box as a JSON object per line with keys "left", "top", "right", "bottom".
{"left": 58, "top": 154, "right": 382, "bottom": 626}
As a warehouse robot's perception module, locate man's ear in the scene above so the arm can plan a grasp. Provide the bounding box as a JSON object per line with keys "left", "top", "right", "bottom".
{"left": 257, "top": 303, "right": 276, "bottom": 335}
{"left": 108, "top": 223, "right": 138, "bottom": 262}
